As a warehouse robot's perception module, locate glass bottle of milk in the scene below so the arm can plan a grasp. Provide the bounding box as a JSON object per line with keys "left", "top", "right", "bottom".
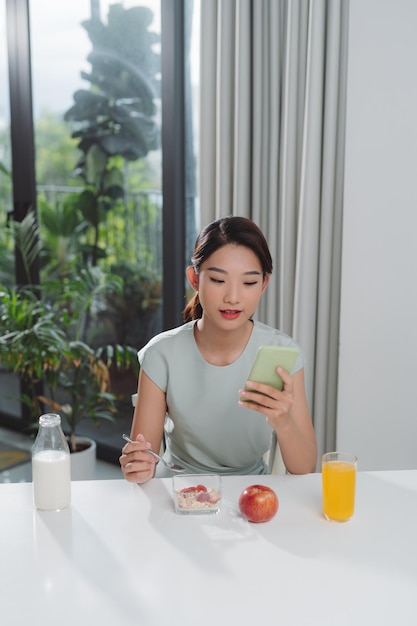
{"left": 32, "top": 413, "right": 71, "bottom": 511}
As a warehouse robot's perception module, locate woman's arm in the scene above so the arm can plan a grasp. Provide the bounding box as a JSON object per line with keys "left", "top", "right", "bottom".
{"left": 239, "top": 367, "right": 317, "bottom": 474}
{"left": 119, "top": 369, "right": 167, "bottom": 483}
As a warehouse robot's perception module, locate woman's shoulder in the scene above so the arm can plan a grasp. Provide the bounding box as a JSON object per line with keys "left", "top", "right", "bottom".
{"left": 138, "top": 321, "right": 196, "bottom": 359}
{"left": 251, "top": 320, "right": 305, "bottom": 368}
{"left": 252, "top": 320, "right": 298, "bottom": 347}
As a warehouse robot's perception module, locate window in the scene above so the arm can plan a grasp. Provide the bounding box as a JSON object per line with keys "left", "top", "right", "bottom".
{"left": 0, "top": 0, "right": 200, "bottom": 462}
{"left": 31, "top": 0, "right": 164, "bottom": 351}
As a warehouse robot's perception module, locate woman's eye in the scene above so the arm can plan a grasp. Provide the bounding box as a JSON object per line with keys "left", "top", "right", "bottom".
{"left": 209, "top": 278, "right": 259, "bottom": 286}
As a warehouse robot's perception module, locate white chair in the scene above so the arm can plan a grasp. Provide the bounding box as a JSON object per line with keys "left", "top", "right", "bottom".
{"left": 265, "top": 432, "right": 286, "bottom": 475}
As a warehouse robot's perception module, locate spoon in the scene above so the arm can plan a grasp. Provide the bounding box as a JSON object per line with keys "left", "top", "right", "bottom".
{"left": 122, "top": 434, "right": 187, "bottom": 473}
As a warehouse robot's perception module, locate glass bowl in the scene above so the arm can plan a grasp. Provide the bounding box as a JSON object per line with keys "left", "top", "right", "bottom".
{"left": 172, "top": 474, "right": 222, "bottom": 515}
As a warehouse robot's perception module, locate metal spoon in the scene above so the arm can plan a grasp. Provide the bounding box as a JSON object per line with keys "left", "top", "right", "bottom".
{"left": 122, "top": 434, "right": 187, "bottom": 473}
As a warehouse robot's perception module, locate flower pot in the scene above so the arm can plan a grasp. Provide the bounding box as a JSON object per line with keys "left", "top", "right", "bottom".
{"left": 69, "top": 437, "right": 97, "bottom": 481}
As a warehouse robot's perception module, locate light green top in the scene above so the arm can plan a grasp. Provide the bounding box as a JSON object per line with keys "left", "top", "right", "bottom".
{"left": 138, "top": 320, "right": 305, "bottom": 477}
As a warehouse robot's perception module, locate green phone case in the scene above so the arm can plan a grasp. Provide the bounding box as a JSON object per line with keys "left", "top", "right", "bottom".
{"left": 244, "top": 345, "right": 299, "bottom": 393}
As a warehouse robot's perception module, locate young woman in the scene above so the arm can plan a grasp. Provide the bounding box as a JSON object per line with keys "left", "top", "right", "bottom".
{"left": 120, "top": 216, "right": 317, "bottom": 483}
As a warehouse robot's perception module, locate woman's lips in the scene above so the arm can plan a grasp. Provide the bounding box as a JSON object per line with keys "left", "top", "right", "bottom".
{"left": 220, "top": 310, "right": 241, "bottom": 320}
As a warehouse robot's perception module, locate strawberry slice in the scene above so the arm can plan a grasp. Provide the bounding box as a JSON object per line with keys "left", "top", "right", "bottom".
{"left": 180, "top": 484, "right": 207, "bottom": 494}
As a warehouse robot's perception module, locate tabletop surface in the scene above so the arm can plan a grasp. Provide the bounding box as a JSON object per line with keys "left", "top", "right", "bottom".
{"left": 1, "top": 470, "right": 417, "bottom": 626}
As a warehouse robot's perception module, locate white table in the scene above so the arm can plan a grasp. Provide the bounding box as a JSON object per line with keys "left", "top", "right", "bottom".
{"left": 1, "top": 471, "right": 416, "bottom": 626}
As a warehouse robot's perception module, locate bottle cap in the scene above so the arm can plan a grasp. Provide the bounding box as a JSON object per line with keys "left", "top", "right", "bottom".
{"left": 39, "top": 413, "right": 61, "bottom": 426}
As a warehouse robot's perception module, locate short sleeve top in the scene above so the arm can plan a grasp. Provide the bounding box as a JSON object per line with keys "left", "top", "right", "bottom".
{"left": 138, "top": 319, "right": 305, "bottom": 476}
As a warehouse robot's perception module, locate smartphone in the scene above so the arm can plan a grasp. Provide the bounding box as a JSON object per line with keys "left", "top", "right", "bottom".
{"left": 244, "top": 345, "right": 299, "bottom": 394}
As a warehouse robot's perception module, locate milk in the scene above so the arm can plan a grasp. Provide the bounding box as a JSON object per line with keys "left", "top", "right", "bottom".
{"left": 32, "top": 450, "right": 71, "bottom": 511}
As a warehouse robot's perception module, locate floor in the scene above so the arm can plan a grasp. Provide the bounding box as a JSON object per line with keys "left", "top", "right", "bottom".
{"left": 0, "top": 426, "right": 123, "bottom": 483}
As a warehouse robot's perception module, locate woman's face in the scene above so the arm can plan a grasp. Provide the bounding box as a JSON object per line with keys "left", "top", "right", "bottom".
{"left": 188, "top": 244, "right": 269, "bottom": 328}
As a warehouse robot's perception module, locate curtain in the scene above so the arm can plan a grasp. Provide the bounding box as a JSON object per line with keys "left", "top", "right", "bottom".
{"left": 199, "top": 0, "right": 349, "bottom": 469}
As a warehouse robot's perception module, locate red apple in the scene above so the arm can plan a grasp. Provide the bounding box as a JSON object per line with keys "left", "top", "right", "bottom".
{"left": 238, "top": 484, "right": 279, "bottom": 523}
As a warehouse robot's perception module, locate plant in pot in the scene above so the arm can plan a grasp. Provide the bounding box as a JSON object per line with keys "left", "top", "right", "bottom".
{"left": 88, "top": 259, "right": 162, "bottom": 362}
{"left": 38, "top": 339, "right": 135, "bottom": 480}
{"left": 0, "top": 284, "right": 68, "bottom": 423}
{"left": 63, "top": 3, "right": 160, "bottom": 270}
{"left": 0, "top": 214, "right": 138, "bottom": 476}
{"left": 0, "top": 276, "right": 137, "bottom": 449}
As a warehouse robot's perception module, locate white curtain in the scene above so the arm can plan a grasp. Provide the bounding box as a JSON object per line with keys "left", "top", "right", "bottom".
{"left": 199, "top": 0, "right": 349, "bottom": 467}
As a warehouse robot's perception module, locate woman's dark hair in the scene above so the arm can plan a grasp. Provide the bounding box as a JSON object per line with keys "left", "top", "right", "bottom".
{"left": 183, "top": 216, "right": 273, "bottom": 322}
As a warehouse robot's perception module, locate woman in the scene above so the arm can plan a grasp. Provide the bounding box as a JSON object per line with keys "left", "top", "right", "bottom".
{"left": 120, "top": 216, "right": 317, "bottom": 483}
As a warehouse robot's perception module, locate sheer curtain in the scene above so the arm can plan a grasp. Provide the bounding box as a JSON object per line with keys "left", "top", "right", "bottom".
{"left": 199, "top": 0, "right": 349, "bottom": 468}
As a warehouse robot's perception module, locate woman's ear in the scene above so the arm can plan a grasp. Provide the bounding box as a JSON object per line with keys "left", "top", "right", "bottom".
{"left": 261, "top": 273, "right": 271, "bottom": 293}
{"left": 186, "top": 265, "right": 199, "bottom": 291}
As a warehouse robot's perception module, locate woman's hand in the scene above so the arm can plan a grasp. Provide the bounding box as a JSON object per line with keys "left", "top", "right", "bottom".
{"left": 119, "top": 434, "right": 158, "bottom": 484}
{"left": 238, "top": 366, "right": 294, "bottom": 430}
{"left": 238, "top": 367, "right": 317, "bottom": 474}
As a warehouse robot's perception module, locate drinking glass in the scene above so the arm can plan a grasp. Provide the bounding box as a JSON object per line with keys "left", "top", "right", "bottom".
{"left": 322, "top": 452, "right": 357, "bottom": 522}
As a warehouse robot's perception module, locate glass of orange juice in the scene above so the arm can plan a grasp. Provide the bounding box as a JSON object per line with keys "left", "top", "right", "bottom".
{"left": 322, "top": 452, "right": 357, "bottom": 522}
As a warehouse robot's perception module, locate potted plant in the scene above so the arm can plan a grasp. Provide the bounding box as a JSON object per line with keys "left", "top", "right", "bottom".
{"left": 63, "top": 3, "right": 160, "bottom": 269}
{"left": 0, "top": 214, "right": 138, "bottom": 477}
{"left": 38, "top": 339, "right": 136, "bottom": 479}
{"left": 0, "top": 279, "right": 137, "bottom": 420}
{"left": 89, "top": 259, "right": 162, "bottom": 354}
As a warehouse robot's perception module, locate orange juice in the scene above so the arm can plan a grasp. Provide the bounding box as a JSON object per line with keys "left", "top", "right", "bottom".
{"left": 322, "top": 458, "right": 356, "bottom": 522}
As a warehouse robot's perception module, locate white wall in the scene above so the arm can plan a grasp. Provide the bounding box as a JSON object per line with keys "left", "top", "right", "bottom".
{"left": 337, "top": 0, "right": 417, "bottom": 469}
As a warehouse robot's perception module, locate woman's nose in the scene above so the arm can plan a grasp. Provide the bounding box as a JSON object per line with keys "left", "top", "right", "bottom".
{"left": 223, "top": 287, "right": 240, "bottom": 304}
